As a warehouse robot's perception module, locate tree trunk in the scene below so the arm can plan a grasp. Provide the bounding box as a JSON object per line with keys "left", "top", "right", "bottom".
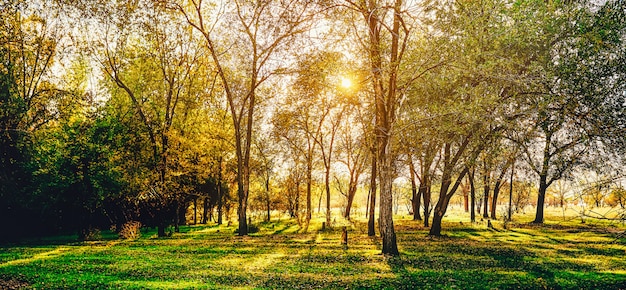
{"left": 295, "top": 179, "right": 300, "bottom": 218}
{"left": 483, "top": 173, "right": 490, "bottom": 219}
{"left": 469, "top": 170, "right": 476, "bottom": 223}
{"left": 429, "top": 167, "right": 470, "bottom": 236}
{"left": 430, "top": 212, "right": 444, "bottom": 236}
{"left": 237, "top": 161, "right": 250, "bottom": 235}
{"left": 379, "top": 145, "right": 398, "bottom": 255}
{"left": 490, "top": 181, "right": 502, "bottom": 219}
{"left": 217, "top": 157, "right": 223, "bottom": 225}
{"left": 422, "top": 178, "right": 431, "bottom": 227}
{"left": 325, "top": 168, "right": 331, "bottom": 226}
{"left": 306, "top": 157, "right": 312, "bottom": 224}
{"left": 266, "top": 178, "right": 271, "bottom": 222}
{"left": 193, "top": 198, "right": 197, "bottom": 225}
{"left": 158, "top": 223, "right": 166, "bottom": 237}
{"left": 429, "top": 181, "right": 451, "bottom": 236}
{"left": 202, "top": 196, "right": 209, "bottom": 224}
{"left": 408, "top": 156, "right": 422, "bottom": 220}
{"left": 508, "top": 162, "right": 514, "bottom": 221}
{"left": 533, "top": 174, "right": 548, "bottom": 224}
{"left": 174, "top": 201, "right": 180, "bottom": 233}
{"left": 344, "top": 182, "right": 357, "bottom": 220}
{"left": 463, "top": 185, "right": 469, "bottom": 212}
{"left": 412, "top": 183, "right": 422, "bottom": 221}
{"left": 368, "top": 153, "right": 377, "bottom": 236}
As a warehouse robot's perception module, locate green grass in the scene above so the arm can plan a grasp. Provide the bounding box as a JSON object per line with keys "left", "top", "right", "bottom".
{"left": 1, "top": 208, "right": 625, "bottom": 289}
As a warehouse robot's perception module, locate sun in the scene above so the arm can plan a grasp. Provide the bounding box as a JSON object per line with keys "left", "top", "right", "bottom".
{"left": 340, "top": 76, "right": 352, "bottom": 89}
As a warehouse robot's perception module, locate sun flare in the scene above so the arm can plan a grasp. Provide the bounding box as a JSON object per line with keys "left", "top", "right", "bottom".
{"left": 340, "top": 77, "right": 352, "bottom": 89}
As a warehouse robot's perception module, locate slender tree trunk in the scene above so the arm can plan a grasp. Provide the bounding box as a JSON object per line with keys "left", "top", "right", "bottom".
{"left": 422, "top": 176, "right": 431, "bottom": 227}
{"left": 306, "top": 157, "right": 312, "bottom": 224}
{"left": 295, "top": 179, "right": 300, "bottom": 218}
{"left": 217, "top": 157, "right": 223, "bottom": 225}
{"left": 483, "top": 173, "right": 490, "bottom": 219}
{"left": 193, "top": 198, "right": 197, "bottom": 225}
{"left": 202, "top": 196, "right": 209, "bottom": 224}
{"left": 508, "top": 162, "right": 514, "bottom": 221}
{"left": 236, "top": 154, "right": 250, "bottom": 235}
{"left": 408, "top": 156, "right": 422, "bottom": 220}
{"left": 368, "top": 153, "right": 377, "bottom": 236}
{"left": 463, "top": 185, "right": 469, "bottom": 212}
{"left": 266, "top": 177, "right": 271, "bottom": 222}
{"left": 412, "top": 182, "right": 422, "bottom": 221}
{"left": 325, "top": 168, "right": 331, "bottom": 226}
{"left": 175, "top": 200, "right": 180, "bottom": 233}
{"left": 469, "top": 169, "right": 476, "bottom": 223}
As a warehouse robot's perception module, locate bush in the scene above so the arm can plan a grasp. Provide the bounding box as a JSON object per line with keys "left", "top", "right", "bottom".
{"left": 119, "top": 221, "right": 142, "bottom": 240}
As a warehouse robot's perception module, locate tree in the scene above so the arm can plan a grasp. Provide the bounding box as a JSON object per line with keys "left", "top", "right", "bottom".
{"left": 417, "top": 0, "right": 537, "bottom": 236}
{"left": 522, "top": 0, "right": 626, "bottom": 224}
{"left": 335, "top": 106, "right": 368, "bottom": 220}
{"left": 253, "top": 135, "right": 276, "bottom": 222}
{"left": 0, "top": 0, "right": 76, "bottom": 239}
{"left": 343, "top": 0, "right": 417, "bottom": 255}
{"left": 32, "top": 113, "right": 124, "bottom": 239}
{"left": 172, "top": 0, "right": 317, "bottom": 235}
{"left": 86, "top": 0, "right": 212, "bottom": 236}
{"left": 607, "top": 186, "right": 626, "bottom": 209}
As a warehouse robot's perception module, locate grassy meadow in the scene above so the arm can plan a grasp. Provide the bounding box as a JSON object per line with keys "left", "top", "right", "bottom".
{"left": 1, "top": 207, "right": 626, "bottom": 289}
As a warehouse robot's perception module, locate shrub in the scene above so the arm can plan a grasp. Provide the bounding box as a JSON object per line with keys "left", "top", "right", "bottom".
{"left": 119, "top": 221, "right": 142, "bottom": 240}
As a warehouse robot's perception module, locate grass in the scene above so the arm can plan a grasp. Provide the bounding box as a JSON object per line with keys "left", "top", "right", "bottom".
{"left": 1, "top": 207, "right": 625, "bottom": 289}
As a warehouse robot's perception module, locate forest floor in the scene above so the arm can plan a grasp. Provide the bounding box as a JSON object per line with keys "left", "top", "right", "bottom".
{"left": 1, "top": 207, "right": 625, "bottom": 289}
